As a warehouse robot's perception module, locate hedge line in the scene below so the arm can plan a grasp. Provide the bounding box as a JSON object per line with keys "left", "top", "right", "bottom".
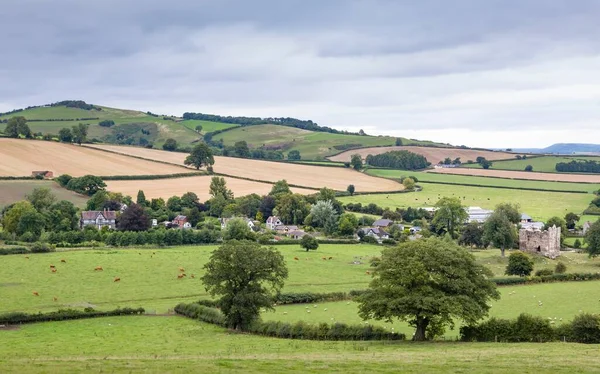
{"left": 175, "top": 303, "right": 405, "bottom": 341}
{"left": 460, "top": 313, "right": 600, "bottom": 344}
{"left": 0, "top": 246, "right": 30, "bottom": 255}
{"left": 269, "top": 239, "right": 359, "bottom": 245}
{"left": 0, "top": 307, "right": 145, "bottom": 325}
{"left": 213, "top": 172, "right": 321, "bottom": 191}
{"left": 99, "top": 172, "right": 207, "bottom": 181}
{"left": 490, "top": 272, "right": 600, "bottom": 286}
{"left": 415, "top": 180, "right": 589, "bottom": 194}
{"left": 0, "top": 176, "right": 36, "bottom": 180}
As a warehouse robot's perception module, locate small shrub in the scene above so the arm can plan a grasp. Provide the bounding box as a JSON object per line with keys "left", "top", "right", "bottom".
{"left": 569, "top": 313, "right": 600, "bottom": 344}
{"left": 573, "top": 239, "right": 582, "bottom": 249}
{"left": 534, "top": 268, "right": 554, "bottom": 277}
{"left": 30, "top": 242, "right": 55, "bottom": 253}
{"left": 505, "top": 251, "right": 534, "bottom": 277}
{"left": 555, "top": 262, "right": 567, "bottom": 274}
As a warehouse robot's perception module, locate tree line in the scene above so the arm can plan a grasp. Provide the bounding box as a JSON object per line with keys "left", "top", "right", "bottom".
{"left": 555, "top": 160, "right": 600, "bottom": 173}
{"left": 365, "top": 150, "right": 430, "bottom": 170}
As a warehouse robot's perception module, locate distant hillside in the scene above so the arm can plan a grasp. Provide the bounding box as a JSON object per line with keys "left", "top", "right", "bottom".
{"left": 512, "top": 143, "right": 600, "bottom": 155}
{"left": 0, "top": 100, "right": 449, "bottom": 160}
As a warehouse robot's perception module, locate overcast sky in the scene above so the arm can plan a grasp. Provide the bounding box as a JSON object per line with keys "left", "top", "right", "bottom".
{"left": 2, "top": 0, "right": 600, "bottom": 148}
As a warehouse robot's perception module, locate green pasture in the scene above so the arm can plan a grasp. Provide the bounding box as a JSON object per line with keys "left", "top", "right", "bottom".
{"left": 366, "top": 169, "right": 599, "bottom": 193}
{"left": 214, "top": 124, "right": 443, "bottom": 160}
{"left": 340, "top": 183, "right": 593, "bottom": 221}
{"left": 0, "top": 180, "right": 88, "bottom": 209}
{"left": 1, "top": 316, "right": 598, "bottom": 373}
{"left": 179, "top": 119, "right": 239, "bottom": 133}
{"left": 463, "top": 155, "right": 600, "bottom": 173}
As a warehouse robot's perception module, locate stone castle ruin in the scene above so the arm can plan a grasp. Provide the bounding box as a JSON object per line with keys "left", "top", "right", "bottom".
{"left": 519, "top": 225, "right": 561, "bottom": 259}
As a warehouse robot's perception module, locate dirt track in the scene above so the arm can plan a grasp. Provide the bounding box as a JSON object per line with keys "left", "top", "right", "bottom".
{"left": 328, "top": 146, "right": 515, "bottom": 164}
{"left": 428, "top": 167, "right": 600, "bottom": 183}
{"left": 87, "top": 144, "right": 403, "bottom": 192}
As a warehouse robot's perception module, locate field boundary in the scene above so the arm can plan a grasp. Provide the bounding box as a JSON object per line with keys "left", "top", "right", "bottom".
{"left": 406, "top": 180, "right": 589, "bottom": 194}
{"left": 425, "top": 169, "right": 600, "bottom": 185}
{"left": 100, "top": 172, "right": 208, "bottom": 181}
{"left": 82, "top": 144, "right": 192, "bottom": 171}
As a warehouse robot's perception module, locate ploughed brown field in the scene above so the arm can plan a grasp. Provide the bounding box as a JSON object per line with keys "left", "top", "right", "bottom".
{"left": 105, "top": 176, "right": 317, "bottom": 200}
{"left": 0, "top": 139, "right": 187, "bottom": 177}
{"left": 428, "top": 167, "right": 600, "bottom": 183}
{"left": 328, "top": 146, "right": 515, "bottom": 164}
{"left": 86, "top": 144, "right": 403, "bottom": 192}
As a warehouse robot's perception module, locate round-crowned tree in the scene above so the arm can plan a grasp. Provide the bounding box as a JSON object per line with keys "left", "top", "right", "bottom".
{"left": 505, "top": 251, "right": 534, "bottom": 277}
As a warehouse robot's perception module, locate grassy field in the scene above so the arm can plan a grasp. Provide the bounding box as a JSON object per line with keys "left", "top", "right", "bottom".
{"left": 213, "top": 124, "right": 444, "bottom": 160}
{"left": 339, "top": 183, "right": 593, "bottom": 221}
{"left": 86, "top": 144, "right": 403, "bottom": 192}
{"left": 179, "top": 119, "right": 239, "bottom": 134}
{"left": 0, "top": 180, "right": 88, "bottom": 209}
{"left": 366, "top": 169, "right": 600, "bottom": 193}
{"left": 1, "top": 316, "right": 598, "bottom": 373}
{"left": 427, "top": 167, "right": 600, "bottom": 183}
{"left": 0, "top": 139, "right": 188, "bottom": 177}
{"left": 464, "top": 155, "right": 600, "bottom": 173}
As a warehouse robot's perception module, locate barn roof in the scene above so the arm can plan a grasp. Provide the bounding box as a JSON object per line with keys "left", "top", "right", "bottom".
{"left": 81, "top": 211, "right": 117, "bottom": 220}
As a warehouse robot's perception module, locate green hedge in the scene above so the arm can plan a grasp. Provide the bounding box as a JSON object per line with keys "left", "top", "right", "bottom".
{"left": 460, "top": 313, "right": 600, "bottom": 344}
{"left": 0, "top": 307, "right": 145, "bottom": 325}
{"left": 175, "top": 303, "right": 405, "bottom": 341}
{"left": 491, "top": 272, "right": 600, "bottom": 286}
{"left": 0, "top": 246, "right": 30, "bottom": 255}
{"left": 415, "top": 180, "right": 589, "bottom": 194}
{"left": 275, "top": 291, "right": 349, "bottom": 305}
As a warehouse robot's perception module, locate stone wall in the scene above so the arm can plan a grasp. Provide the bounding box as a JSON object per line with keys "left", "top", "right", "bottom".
{"left": 519, "top": 225, "right": 561, "bottom": 259}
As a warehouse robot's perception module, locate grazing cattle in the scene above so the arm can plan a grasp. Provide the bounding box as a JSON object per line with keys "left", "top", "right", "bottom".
{"left": 366, "top": 271, "right": 371, "bottom": 275}
{"left": 114, "top": 277, "right": 120, "bottom": 282}
{"left": 53, "top": 297, "right": 58, "bottom": 302}
{"left": 328, "top": 257, "right": 333, "bottom": 260}
{"left": 51, "top": 268, "right": 57, "bottom": 273}
{"left": 32, "top": 291, "right": 39, "bottom": 296}
{"left": 178, "top": 267, "right": 185, "bottom": 272}
{"left": 25, "top": 256, "right": 29, "bottom": 259}
{"left": 60, "top": 259, "right": 66, "bottom": 263}
{"left": 322, "top": 257, "right": 327, "bottom": 260}
{"left": 94, "top": 266, "right": 103, "bottom": 271}
{"left": 49, "top": 265, "right": 55, "bottom": 268}
{"left": 181, "top": 273, "right": 187, "bottom": 277}
{"left": 190, "top": 274, "right": 195, "bottom": 279}
{"left": 177, "top": 274, "right": 185, "bottom": 279}
{"left": 294, "top": 257, "right": 299, "bottom": 261}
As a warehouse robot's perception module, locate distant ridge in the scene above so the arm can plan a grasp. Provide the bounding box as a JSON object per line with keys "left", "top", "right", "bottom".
{"left": 512, "top": 143, "right": 600, "bottom": 155}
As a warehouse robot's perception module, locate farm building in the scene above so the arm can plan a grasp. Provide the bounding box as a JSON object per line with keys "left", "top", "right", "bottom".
{"left": 466, "top": 207, "right": 493, "bottom": 223}
{"left": 583, "top": 221, "right": 592, "bottom": 235}
{"left": 359, "top": 227, "right": 390, "bottom": 243}
{"left": 287, "top": 230, "right": 308, "bottom": 239}
{"left": 80, "top": 210, "right": 116, "bottom": 230}
{"left": 275, "top": 225, "right": 298, "bottom": 234}
{"left": 172, "top": 215, "right": 191, "bottom": 229}
{"left": 31, "top": 170, "right": 53, "bottom": 179}
{"left": 373, "top": 219, "right": 394, "bottom": 228}
{"left": 519, "top": 225, "right": 561, "bottom": 259}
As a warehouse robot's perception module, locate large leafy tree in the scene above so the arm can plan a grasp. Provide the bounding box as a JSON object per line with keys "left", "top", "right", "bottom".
{"left": 223, "top": 218, "right": 254, "bottom": 241}
{"left": 58, "top": 128, "right": 73, "bottom": 142}
{"left": 276, "top": 193, "right": 310, "bottom": 224}
{"left": 357, "top": 238, "right": 499, "bottom": 341}
{"left": 66, "top": 175, "right": 106, "bottom": 196}
{"left": 459, "top": 221, "right": 484, "bottom": 248}
{"left": 431, "top": 197, "right": 468, "bottom": 239}
{"left": 565, "top": 212, "right": 580, "bottom": 230}
{"left": 483, "top": 209, "right": 518, "bottom": 257}
{"left": 2, "top": 201, "right": 37, "bottom": 234}
{"left": 234, "top": 141, "right": 250, "bottom": 158}
{"left": 209, "top": 176, "right": 234, "bottom": 200}
{"left": 201, "top": 240, "right": 288, "bottom": 330}
{"left": 184, "top": 143, "right": 215, "bottom": 170}
{"left": 269, "top": 180, "right": 291, "bottom": 196}
{"left": 71, "top": 123, "right": 89, "bottom": 145}
{"left": 309, "top": 200, "right": 338, "bottom": 228}
{"left": 585, "top": 220, "right": 600, "bottom": 258}
{"left": 505, "top": 251, "right": 534, "bottom": 276}
{"left": 350, "top": 154, "right": 363, "bottom": 170}
{"left": 117, "top": 204, "right": 150, "bottom": 231}
{"left": 5, "top": 116, "right": 31, "bottom": 138}
{"left": 16, "top": 210, "right": 46, "bottom": 238}
{"left": 26, "top": 187, "right": 56, "bottom": 211}
{"left": 494, "top": 203, "right": 521, "bottom": 224}
{"left": 162, "top": 138, "right": 177, "bottom": 151}
{"left": 46, "top": 200, "right": 79, "bottom": 231}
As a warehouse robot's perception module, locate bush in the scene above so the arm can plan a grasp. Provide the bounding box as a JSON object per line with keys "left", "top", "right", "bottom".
{"left": 0, "top": 307, "right": 145, "bottom": 325}
{"left": 555, "top": 262, "right": 567, "bottom": 274}
{"left": 0, "top": 246, "right": 30, "bottom": 255}
{"left": 30, "top": 242, "right": 55, "bottom": 253}
{"left": 573, "top": 239, "right": 582, "bottom": 249}
{"left": 534, "top": 268, "right": 554, "bottom": 277}
{"left": 505, "top": 251, "right": 534, "bottom": 277}
{"left": 175, "top": 303, "right": 405, "bottom": 341}
{"left": 568, "top": 313, "right": 600, "bottom": 344}
{"left": 460, "top": 313, "right": 555, "bottom": 342}
{"left": 360, "top": 235, "right": 379, "bottom": 244}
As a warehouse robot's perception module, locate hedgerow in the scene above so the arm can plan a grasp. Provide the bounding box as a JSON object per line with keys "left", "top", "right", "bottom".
{"left": 0, "top": 307, "right": 145, "bottom": 325}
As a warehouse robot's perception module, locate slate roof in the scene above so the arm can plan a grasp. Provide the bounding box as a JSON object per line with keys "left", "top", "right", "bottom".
{"left": 81, "top": 211, "right": 117, "bottom": 220}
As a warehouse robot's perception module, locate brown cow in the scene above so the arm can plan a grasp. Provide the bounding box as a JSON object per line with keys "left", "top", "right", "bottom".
{"left": 190, "top": 274, "right": 195, "bottom": 279}
{"left": 53, "top": 297, "right": 58, "bottom": 302}
{"left": 328, "top": 257, "right": 333, "bottom": 260}
{"left": 60, "top": 259, "right": 66, "bottom": 263}
{"left": 177, "top": 274, "right": 185, "bottom": 279}
{"left": 366, "top": 271, "right": 371, "bottom": 275}
{"left": 32, "top": 291, "right": 39, "bottom": 296}
{"left": 51, "top": 268, "right": 57, "bottom": 273}
{"left": 114, "top": 277, "right": 121, "bottom": 282}
{"left": 25, "top": 256, "right": 29, "bottom": 259}
{"left": 322, "top": 257, "right": 327, "bottom": 260}
{"left": 94, "top": 266, "right": 103, "bottom": 271}
{"left": 178, "top": 267, "right": 185, "bottom": 272}
{"left": 49, "top": 265, "right": 55, "bottom": 268}
{"left": 294, "top": 257, "right": 299, "bottom": 261}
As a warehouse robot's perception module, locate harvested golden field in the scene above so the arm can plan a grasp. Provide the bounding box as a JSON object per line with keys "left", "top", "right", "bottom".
{"left": 428, "top": 167, "right": 600, "bottom": 183}
{"left": 328, "top": 146, "right": 514, "bottom": 164}
{"left": 0, "top": 139, "right": 187, "bottom": 177}
{"left": 105, "top": 176, "right": 316, "bottom": 200}
{"left": 86, "top": 144, "right": 402, "bottom": 192}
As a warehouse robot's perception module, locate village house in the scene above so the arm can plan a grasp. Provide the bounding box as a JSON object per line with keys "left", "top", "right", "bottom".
{"left": 172, "top": 215, "right": 192, "bottom": 229}
{"left": 466, "top": 207, "right": 493, "bottom": 223}
{"left": 275, "top": 225, "right": 298, "bottom": 234}
{"left": 266, "top": 216, "right": 283, "bottom": 230}
{"left": 583, "top": 221, "right": 593, "bottom": 235}
{"left": 373, "top": 219, "right": 394, "bottom": 228}
{"left": 80, "top": 210, "right": 117, "bottom": 230}
{"left": 287, "top": 230, "right": 308, "bottom": 239}
{"left": 359, "top": 227, "right": 390, "bottom": 243}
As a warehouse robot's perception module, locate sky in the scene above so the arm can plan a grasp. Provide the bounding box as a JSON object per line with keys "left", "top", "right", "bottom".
{"left": 1, "top": 0, "right": 600, "bottom": 148}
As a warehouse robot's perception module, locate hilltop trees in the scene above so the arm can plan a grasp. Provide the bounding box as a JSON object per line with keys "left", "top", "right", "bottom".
{"left": 201, "top": 240, "right": 288, "bottom": 330}
{"left": 357, "top": 238, "right": 499, "bottom": 341}
{"left": 365, "top": 151, "right": 429, "bottom": 170}
{"left": 184, "top": 143, "right": 215, "bottom": 170}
